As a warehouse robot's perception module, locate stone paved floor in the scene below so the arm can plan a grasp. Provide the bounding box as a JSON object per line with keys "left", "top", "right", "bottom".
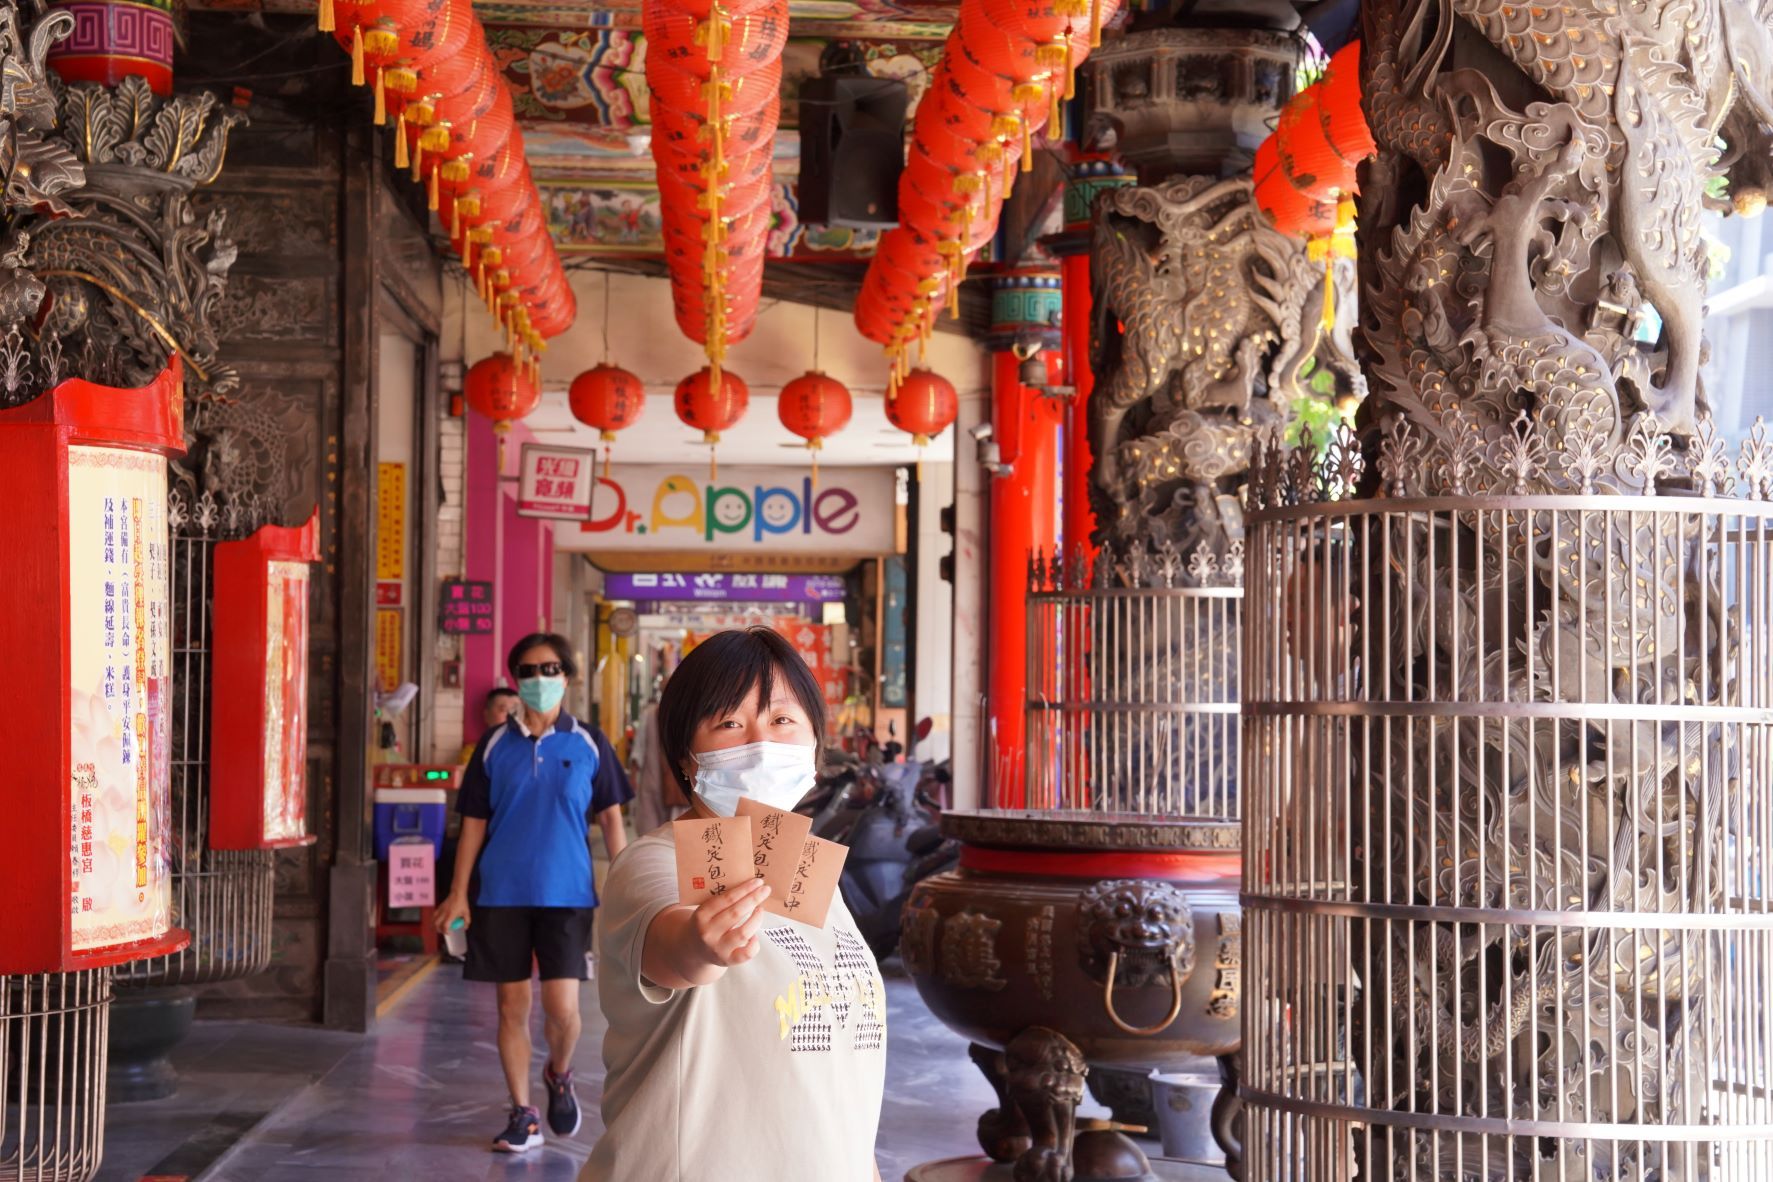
{"left": 98, "top": 957, "right": 1224, "bottom": 1181}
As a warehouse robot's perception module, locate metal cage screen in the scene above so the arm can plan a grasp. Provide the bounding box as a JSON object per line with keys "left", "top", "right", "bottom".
{"left": 1243, "top": 487, "right": 1773, "bottom": 1180}
{"left": 1025, "top": 545, "right": 1242, "bottom": 818}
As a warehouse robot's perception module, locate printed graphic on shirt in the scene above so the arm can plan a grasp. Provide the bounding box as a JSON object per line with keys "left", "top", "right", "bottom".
{"left": 765, "top": 926, "right": 886, "bottom": 1054}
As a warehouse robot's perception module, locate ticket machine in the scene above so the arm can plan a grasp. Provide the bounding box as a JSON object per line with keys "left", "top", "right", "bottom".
{"left": 0, "top": 362, "right": 190, "bottom": 973}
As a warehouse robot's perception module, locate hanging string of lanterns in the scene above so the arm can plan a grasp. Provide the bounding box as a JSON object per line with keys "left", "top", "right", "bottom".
{"left": 853, "top": 0, "right": 1121, "bottom": 395}
{"left": 321, "top": 0, "right": 575, "bottom": 381}
{"left": 644, "top": 0, "right": 789, "bottom": 391}
{"left": 1253, "top": 40, "right": 1374, "bottom": 330}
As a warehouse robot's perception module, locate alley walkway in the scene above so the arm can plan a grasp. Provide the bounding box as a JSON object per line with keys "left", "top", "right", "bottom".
{"left": 120, "top": 960, "right": 1006, "bottom": 1182}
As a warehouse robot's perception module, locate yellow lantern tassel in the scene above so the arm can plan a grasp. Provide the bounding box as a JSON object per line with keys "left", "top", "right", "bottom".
{"left": 319, "top": 0, "right": 334, "bottom": 31}
{"left": 411, "top": 136, "right": 424, "bottom": 181}
{"left": 393, "top": 110, "right": 409, "bottom": 168}
{"left": 809, "top": 438, "right": 820, "bottom": 491}
{"left": 1021, "top": 116, "right": 1033, "bottom": 171}
{"left": 427, "top": 162, "right": 440, "bottom": 211}
{"left": 373, "top": 67, "right": 387, "bottom": 125}
{"left": 1050, "top": 80, "right": 1062, "bottom": 131}
{"left": 351, "top": 25, "right": 365, "bottom": 86}
{"left": 449, "top": 197, "right": 460, "bottom": 238}
{"left": 1063, "top": 46, "right": 1077, "bottom": 100}
{"left": 1090, "top": 0, "right": 1102, "bottom": 47}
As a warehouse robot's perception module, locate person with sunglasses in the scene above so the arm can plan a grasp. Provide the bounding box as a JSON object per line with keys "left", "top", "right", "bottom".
{"left": 436, "top": 632, "right": 631, "bottom": 1154}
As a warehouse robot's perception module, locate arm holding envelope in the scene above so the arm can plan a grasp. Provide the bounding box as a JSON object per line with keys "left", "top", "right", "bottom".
{"left": 640, "top": 876, "right": 772, "bottom": 989}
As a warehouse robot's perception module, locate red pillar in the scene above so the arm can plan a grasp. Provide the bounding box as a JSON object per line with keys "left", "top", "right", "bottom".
{"left": 1060, "top": 248, "right": 1096, "bottom": 555}
{"left": 985, "top": 272, "right": 1063, "bottom": 808}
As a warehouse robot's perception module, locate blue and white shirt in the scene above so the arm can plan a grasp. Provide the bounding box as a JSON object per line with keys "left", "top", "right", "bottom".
{"left": 457, "top": 712, "right": 631, "bottom": 908}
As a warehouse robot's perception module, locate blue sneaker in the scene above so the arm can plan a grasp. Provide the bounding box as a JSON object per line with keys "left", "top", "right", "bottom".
{"left": 543, "top": 1063, "right": 582, "bottom": 1136}
{"left": 492, "top": 1104, "right": 543, "bottom": 1153}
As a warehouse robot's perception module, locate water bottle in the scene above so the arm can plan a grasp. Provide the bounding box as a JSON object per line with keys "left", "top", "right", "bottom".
{"left": 444, "top": 916, "right": 468, "bottom": 958}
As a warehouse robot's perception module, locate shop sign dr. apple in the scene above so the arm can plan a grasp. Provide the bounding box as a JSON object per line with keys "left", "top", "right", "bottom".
{"left": 558, "top": 465, "right": 897, "bottom": 554}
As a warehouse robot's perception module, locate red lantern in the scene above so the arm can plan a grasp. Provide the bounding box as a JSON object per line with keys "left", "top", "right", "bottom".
{"left": 1319, "top": 41, "right": 1374, "bottom": 163}
{"left": 778, "top": 371, "right": 853, "bottom": 461}
{"left": 888, "top": 369, "right": 959, "bottom": 446}
{"left": 464, "top": 352, "right": 538, "bottom": 431}
{"left": 674, "top": 366, "right": 749, "bottom": 444}
{"left": 569, "top": 364, "right": 645, "bottom": 441}
{"left": 1276, "top": 88, "right": 1361, "bottom": 201}
{"left": 1254, "top": 138, "right": 1336, "bottom": 238}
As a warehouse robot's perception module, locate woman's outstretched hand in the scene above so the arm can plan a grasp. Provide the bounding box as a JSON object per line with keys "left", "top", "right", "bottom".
{"left": 691, "top": 877, "right": 770, "bottom": 968}
{"left": 643, "top": 876, "right": 772, "bottom": 989}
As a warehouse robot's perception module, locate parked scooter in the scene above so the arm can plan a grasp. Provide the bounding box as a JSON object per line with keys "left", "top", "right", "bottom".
{"left": 807, "top": 719, "right": 958, "bottom": 960}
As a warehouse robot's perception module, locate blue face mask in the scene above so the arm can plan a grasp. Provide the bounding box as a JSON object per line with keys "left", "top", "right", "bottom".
{"left": 517, "top": 676, "right": 566, "bottom": 713}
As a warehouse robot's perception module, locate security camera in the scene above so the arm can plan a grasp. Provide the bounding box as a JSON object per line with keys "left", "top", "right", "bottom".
{"left": 968, "top": 421, "right": 994, "bottom": 442}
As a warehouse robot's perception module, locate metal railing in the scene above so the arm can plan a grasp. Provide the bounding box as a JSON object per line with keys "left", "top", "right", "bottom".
{"left": 0, "top": 970, "right": 111, "bottom": 1182}
{"left": 118, "top": 491, "right": 274, "bottom": 988}
{"left": 1026, "top": 542, "right": 1242, "bottom": 818}
{"left": 1241, "top": 419, "right": 1773, "bottom": 1179}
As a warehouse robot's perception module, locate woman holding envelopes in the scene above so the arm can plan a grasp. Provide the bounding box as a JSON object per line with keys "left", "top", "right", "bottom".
{"left": 585, "top": 628, "right": 887, "bottom": 1182}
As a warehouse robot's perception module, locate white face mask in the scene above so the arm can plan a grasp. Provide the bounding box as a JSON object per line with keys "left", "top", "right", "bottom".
{"left": 692, "top": 741, "right": 817, "bottom": 817}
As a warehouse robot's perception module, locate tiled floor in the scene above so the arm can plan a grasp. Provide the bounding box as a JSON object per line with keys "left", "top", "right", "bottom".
{"left": 99, "top": 957, "right": 1227, "bottom": 1182}
{"left": 105, "top": 959, "right": 1043, "bottom": 1181}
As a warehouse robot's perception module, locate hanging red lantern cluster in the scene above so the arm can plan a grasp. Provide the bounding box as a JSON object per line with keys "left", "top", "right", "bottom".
{"left": 643, "top": 0, "right": 789, "bottom": 391}
{"left": 853, "top": 0, "right": 1121, "bottom": 395}
{"left": 322, "top": 0, "right": 575, "bottom": 381}
{"left": 1254, "top": 41, "right": 1374, "bottom": 237}
{"left": 1253, "top": 41, "right": 1373, "bottom": 331}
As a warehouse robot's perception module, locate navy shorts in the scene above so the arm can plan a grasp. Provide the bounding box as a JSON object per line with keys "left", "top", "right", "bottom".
{"left": 463, "top": 905, "right": 594, "bottom": 982}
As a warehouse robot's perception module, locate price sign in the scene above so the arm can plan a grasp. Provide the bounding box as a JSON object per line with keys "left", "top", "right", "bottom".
{"left": 440, "top": 579, "right": 495, "bottom": 635}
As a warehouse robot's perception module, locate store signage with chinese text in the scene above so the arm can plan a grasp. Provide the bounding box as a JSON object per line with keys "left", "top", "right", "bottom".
{"left": 517, "top": 444, "right": 597, "bottom": 520}
{"left": 557, "top": 464, "right": 896, "bottom": 554}
{"left": 606, "top": 572, "right": 847, "bottom": 603}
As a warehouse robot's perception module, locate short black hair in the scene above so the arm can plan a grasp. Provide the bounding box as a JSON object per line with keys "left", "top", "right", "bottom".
{"left": 506, "top": 632, "right": 578, "bottom": 680}
{"left": 657, "top": 628, "right": 826, "bottom": 794}
{"left": 485, "top": 687, "right": 519, "bottom": 704}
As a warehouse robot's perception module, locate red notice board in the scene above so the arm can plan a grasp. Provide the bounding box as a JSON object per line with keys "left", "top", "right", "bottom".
{"left": 210, "top": 509, "right": 322, "bottom": 851}
{"left": 0, "top": 361, "right": 191, "bottom": 973}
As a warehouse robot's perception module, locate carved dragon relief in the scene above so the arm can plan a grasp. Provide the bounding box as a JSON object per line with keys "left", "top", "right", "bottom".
{"left": 1088, "top": 175, "right": 1356, "bottom": 572}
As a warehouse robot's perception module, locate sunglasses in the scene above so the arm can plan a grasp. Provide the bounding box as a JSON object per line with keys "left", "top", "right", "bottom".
{"left": 516, "top": 662, "right": 564, "bottom": 679}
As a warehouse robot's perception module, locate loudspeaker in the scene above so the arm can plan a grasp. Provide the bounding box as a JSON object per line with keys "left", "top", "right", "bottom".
{"left": 798, "top": 74, "right": 909, "bottom": 229}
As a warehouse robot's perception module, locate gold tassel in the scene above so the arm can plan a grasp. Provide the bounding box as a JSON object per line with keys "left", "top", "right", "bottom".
{"left": 427, "top": 163, "right": 439, "bottom": 211}
{"left": 1090, "top": 0, "right": 1102, "bottom": 48}
{"left": 449, "top": 196, "right": 459, "bottom": 238}
{"left": 319, "top": 0, "right": 334, "bottom": 32}
{"left": 1021, "top": 116, "right": 1033, "bottom": 171}
{"left": 810, "top": 441, "right": 819, "bottom": 491}
{"left": 351, "top": 25, "right": 365, "bottom": 86}
{"left": 393, "top": 110, "right": 409, "bottom": 168}
{"left": 373, "top": 67, "right": 386, "bottom": 125}
{"left": 1050, "top": 80, "right": 1062, "bottom": 131}
{"left": 1063, "top": 45, "right": 1076, "bottom": 100}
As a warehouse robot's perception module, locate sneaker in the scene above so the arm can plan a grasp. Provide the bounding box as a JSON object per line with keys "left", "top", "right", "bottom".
{"left": 542, "top": 1063, "right": 582, "bottom": 1136}
{"left": 492, "top": 1104, "right": 543, "bottom": 1153}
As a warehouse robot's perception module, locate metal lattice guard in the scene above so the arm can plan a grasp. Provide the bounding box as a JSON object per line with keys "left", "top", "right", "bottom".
{"left": 1027, "top": 540, "right": 1243, "bottom": 820}
{"left": 1242, "top": 412, "right": 1773, "bottom": 1179}
{"left": 0, "top": 971, "right": 111, "bottom": 1182}
{"left": 118, "top": 491, "right": 274, "bottom": 989}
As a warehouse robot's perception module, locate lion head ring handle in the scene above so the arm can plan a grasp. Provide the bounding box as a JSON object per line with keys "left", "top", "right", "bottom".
{"left": 1078, "top": 879, "right": 1197, "bottom": 1038}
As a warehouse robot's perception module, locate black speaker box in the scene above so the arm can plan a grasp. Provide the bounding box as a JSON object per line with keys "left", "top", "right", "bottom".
{"left": 798, "top": 74, "right": 909, "bottom": 229}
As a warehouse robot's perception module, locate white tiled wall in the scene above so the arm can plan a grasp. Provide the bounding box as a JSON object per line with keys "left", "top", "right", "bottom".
{"left": 430, "top": 348, "right": 467, "bottom": 762}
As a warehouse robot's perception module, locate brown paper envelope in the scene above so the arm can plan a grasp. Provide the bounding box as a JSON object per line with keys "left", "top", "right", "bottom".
{"left": 779, "top": 834, "right": 849, "bottom": 928}
{"left": 672, "top": 815, "right": 753, "bottom": 906}
{"left": 736, "top": 798, "right": 815, "bottom": 916}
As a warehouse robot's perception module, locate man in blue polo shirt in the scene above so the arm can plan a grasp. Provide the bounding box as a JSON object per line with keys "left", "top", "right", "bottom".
{"left": 436, "top": 632, "right": 631, "bottom": 1155}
